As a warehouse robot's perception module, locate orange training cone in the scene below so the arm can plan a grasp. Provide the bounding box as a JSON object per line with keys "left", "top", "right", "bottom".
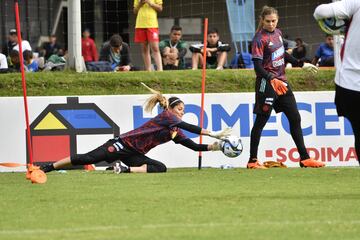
{"left": 30, "top": 169, "right": 47, "bottom": 184}
{"left": 0, "top": 162, "right": 47, "bottom": 183}
{"left": 84, "top": 164, "right": 95, "bottom": 171}
{"left": 26, "top": 164, "right": 39, "bottom": 180}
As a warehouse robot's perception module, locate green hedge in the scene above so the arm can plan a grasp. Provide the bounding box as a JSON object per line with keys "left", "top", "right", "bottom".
{"left": 0, "top": 69, "right": 335, "bottom": 96}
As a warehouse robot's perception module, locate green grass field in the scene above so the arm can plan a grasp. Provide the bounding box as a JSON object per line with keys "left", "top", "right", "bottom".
{"left": 0, "top": 68, "right": 351, "bottom": 239}
{"left": 0, "top": 69, "right": 335, "bottom": 96}
{"left": 1, "top": 168, "right": 359, "bottom": 240}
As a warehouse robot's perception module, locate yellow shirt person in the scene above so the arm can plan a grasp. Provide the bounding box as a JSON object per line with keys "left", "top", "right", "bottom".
{"left": 134, "top": 0, "right": 163, "bottom": 71}
{"left": 134, "top": 0, "right": 163, "bottom": 28}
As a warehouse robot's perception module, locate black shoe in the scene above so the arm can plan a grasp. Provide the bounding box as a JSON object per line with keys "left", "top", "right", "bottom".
{"left": 40, "top": 163, "right": 55, "bottom": 173}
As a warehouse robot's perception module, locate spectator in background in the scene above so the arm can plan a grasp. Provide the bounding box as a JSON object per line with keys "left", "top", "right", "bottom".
{"left": 100, "top": 34, "right": 132, "bottom": 71}
{"left": 134, "top": 0, "right": 163, "bottom": 71}
{"left": 0, "top": 52, "right": 8, "bottom": 73}
{"left": 10, "top": 29, "right": 32, "bottom": 53}
{"left": 23, "top": 50, "right": 39, "bottom": 72}
{"left": 289, "top": 38, "right": 310, "bottom": 67}
{"left": 8, "top": 50, "right": 21, "bottom": 72}
{"left": 41, "top": 34, "right": 62, "bottom": 60}
{"left": 82, "top": 29, "right": 98, "bottom": 62}
{"left": 232, "top": 52, "right": 254, "bottom": 69}
{"left": 43, "top": 50, "right": 67, "bottom": 71}
{"left": 283, "top": 34, "right": 297, "bottom": 52}
{"left": 2, "top": 29, "right": 18, "bottom": 57}
{"left": 292, "top": 38, "right": 307, "bottom": 61}
{"left": 312, "top": 34, "right": 334, "bottom": 67}
{"left": 190, "top": 28, "right": 231, "bottom": 70}
{"left": 159, "top": 25, "right": 187, "bottom": 70}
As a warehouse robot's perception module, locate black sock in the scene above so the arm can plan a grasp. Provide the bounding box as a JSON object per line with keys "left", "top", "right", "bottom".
{"left": 248, "top": 158, "right": 258, "bottom": 163}
{"left": 121, "top": 165, "right": 130, "bottom": 173}
{"left": 250, "top": 114, "right": 270, "bottom": 160}
{"left": 283, "top": 107, "right": 310, "bottom": 160}
{"left": 40, "top": 163, "right": 55, "bottom": 173}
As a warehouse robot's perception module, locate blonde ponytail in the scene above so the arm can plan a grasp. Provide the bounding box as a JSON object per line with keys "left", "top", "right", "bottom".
{"left": 141, "top": 82, "right": 168, "bottom": 112}
{"left": 256, "top": 6, "right": 278, "bottom": 32}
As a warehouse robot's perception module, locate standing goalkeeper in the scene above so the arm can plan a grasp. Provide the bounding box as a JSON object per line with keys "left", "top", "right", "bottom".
{"left": 248, "top": 6, "right": 325, "bottom": 169}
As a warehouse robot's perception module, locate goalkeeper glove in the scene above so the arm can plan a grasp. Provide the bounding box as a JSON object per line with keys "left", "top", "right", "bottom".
{"left": 210, "top": 141, "right": 223, "bottom": 151}
{"left": 270, "top": 78, "right": 288, "bottom": 95}
{"left": 208, "top": 127, "right": 232, "bottom": 139}
{"left": 302, "top": 63, "right": 319, "bottom": 74}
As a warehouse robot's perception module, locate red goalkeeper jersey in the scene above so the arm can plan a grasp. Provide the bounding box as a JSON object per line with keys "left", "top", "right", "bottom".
{"left": 120, "top": 110, "right": 187, "bottom": 154}
{"left": 252, "top": 28, "right": 286, "bottom": 81}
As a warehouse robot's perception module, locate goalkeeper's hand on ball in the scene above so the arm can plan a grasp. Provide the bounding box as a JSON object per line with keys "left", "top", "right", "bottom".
{"left": 302, "top": 63, "right": 319, "bottom": 74}
{"left": 210, "top": 141, "right": 223, "bottom": 151}
{"left": 208, "top": 127, "right": 232, "bottom": 139}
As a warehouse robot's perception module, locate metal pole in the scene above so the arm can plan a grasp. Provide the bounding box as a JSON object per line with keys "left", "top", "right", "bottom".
{"left": 67, "top": 0, "right": 84, "bottom": 72}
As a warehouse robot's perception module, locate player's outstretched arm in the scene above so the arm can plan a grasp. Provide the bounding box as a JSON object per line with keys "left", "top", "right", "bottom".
{"left": 178, "top": 138, "right": 222, "bottom": 152}
{"left": 209, "top": 141, "right": 222, "bottom": 151}
{"left": 176, "top": 121, "right": 232, "bottom": 139}
{"left": 207, "top": 127, "right": 232, "bottom": 139}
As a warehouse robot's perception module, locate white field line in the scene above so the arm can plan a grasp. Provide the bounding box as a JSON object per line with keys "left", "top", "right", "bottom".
{"left": 1, "top": 220, "right": 360, "bottom": 235}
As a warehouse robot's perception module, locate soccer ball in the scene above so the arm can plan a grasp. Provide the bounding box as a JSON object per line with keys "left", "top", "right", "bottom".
{"left": 317, "top": 17, "right": 347, "bottom": 35}
{"left": 221, "top": 135, "right": 243, "bottom": 158}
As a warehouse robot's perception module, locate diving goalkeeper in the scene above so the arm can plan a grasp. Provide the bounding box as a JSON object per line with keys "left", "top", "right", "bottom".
{"left": 40, "top": 84, "right": 231, "bottom": 173}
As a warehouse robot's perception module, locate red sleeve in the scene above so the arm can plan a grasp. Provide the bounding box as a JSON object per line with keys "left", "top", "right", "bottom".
{"left": 252, "top": 32, "right": 265, "bottom": 60}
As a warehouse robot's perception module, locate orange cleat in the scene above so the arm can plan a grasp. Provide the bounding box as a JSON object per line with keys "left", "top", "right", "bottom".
{"left": 300, "top": 158, "right": 325, "bottom": 168}
{"left": 247, "top": 160, "right": 268, "bottom": 169}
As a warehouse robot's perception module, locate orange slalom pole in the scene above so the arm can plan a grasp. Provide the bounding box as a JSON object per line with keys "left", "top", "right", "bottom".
{"left": 15, "top": 0, "right": 34, "bottom": 166}
{"left": 198, "top": 18, "right": 208, "bottom": 170}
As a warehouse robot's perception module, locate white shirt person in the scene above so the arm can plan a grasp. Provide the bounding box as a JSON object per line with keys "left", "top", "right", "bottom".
{"left": 314, "top": 0, "right": 360, "bottom": 165}
{"left": 314, "top": 0, "right": 360, "bottom": 91}
{"left": 0, "top": 53, "right": 8, "bottom": 69}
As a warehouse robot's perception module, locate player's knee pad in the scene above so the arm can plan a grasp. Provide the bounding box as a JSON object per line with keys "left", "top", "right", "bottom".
{"left": 158, "top": 164, "right": 167, "bottom": 173}
{"left": 147, "top": 162, "right": 167, "bottom": 173}
{"left": 71, "top": 154, "right": 96, "bottom": 166}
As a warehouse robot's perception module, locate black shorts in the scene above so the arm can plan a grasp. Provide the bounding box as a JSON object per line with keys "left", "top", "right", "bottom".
{"left": 335, "top": 84, "right": 360, "bottom": 120}
{"left": 206, "top": 55, "right": 217, "bottom": 67}
{"left": 253, "top": 78, "right": 298, "bottom": 115}
{"left": 71, "top": 137, "right": 162, "bottom": 167}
